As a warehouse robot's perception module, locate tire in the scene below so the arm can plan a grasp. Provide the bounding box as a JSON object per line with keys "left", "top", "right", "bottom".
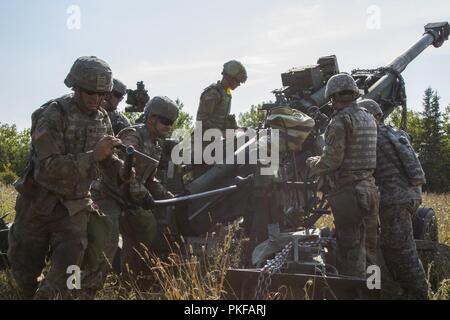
{"left": 412, "top": 207, "right": 439, "bottom": 242}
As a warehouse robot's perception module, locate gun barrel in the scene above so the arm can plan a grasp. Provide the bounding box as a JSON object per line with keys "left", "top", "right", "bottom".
{"left": 365, "top": 22, "right": 449, "bottom": 101}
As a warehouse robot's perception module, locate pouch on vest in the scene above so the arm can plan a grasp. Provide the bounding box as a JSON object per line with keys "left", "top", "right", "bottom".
{"left": 384, "top": 127, "right": 426, "bottom": 186}
{"left": 83, "top": 210, "right": 113, "bottom": 271}
{"left": 327, "top": 186, "right": 363, "bottom": 229}
{"left": 266, "top": 107, "right": 315, "bottom": 152}
{"left": 122, "top": 207, "right": 157, "bottom": 247}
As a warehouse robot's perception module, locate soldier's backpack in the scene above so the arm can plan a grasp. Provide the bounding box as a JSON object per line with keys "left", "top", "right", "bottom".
{"left": 30, "top": 94, "right": 71, "bottom": 135}
{"left": 14, "top": 95, "right": 71, "bottom": 195}
{"left": 380, "top": 125, "right": 426, "bottom": 186}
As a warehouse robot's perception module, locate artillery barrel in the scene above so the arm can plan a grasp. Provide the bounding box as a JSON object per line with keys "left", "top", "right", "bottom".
{"left": 365, "top": 22, "right": 449, "bottom": 101}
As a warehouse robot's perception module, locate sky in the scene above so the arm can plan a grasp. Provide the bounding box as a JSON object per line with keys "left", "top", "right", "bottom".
{"left": 0, "top": 0, "right": 449, "bottom": 130}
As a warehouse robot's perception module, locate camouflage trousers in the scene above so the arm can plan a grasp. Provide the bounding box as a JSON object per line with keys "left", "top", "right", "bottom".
{"left": 86, "top": 196, "right": 122, "bottom": 296}
{"left": 327, "top": 180, "right": 379, "bottom": 278}
{"left": 379, "top": 200, "right": 428, "bottom": 299}
{"left": 8, "top": 194, "right": 88, "bottom": 299}
{"left": 92, "top": 193, "right": 158, "bottom": 291}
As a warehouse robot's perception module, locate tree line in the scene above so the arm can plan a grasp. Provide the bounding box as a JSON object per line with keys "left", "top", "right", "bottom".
{"left": 1, "top": 88, "right": 449, "bottom": 192}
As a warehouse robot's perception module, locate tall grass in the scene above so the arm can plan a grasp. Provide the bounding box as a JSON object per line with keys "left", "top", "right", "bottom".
{"left": 0, "top": 183, "right": 449, "bottom": 300}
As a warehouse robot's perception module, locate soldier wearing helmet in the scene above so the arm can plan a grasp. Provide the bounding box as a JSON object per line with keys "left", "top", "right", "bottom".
{"left": 306, "top": 73, "right": 379, "bottom": 278}
{"left": 193, "top": 60, "right": 247, "bottom": 178}
{"left": 196, "top": 60, "right": 247, "bottom": 133}
{"left": 364, "top": 99, "right": 428, "bottom": 299}
{"left": 9, "top": 56, "right": 125, "bottom": 299}
{"left": 103, "top": 78, "right": 131, "bottom": 135}
{"left": 90, "top": 96, "right": 179, "bottom": 291}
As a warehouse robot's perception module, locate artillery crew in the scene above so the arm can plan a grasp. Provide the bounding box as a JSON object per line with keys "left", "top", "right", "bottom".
{"left": 361, "top": 99, "right": 429, "bottom": 299}
{"left": 306, "top": 74, "right": 380, "bottom": 278}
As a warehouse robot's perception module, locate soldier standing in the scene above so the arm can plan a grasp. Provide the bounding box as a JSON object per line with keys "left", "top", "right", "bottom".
{"left": 8, "top": 56, "right": 124, "bottom": 299}
{"left": 360, "top": 98, "right": 428, "bottom": 299}
{"left": 103, "top": 78, "right": 131, "bottom": 135}
{"left": 306, "top": 74, "right": 379, "bottom": 278}
{"left": 194, "top": 60, "right": 247, "bottom": 177}
{"left": 91, "top": 96, "right": 178, "bottom": 289}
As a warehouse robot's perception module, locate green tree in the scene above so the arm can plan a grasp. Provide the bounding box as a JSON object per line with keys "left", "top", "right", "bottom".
{"left": 419, "top": 87, "right": 448, "bottom": 192}
{"left": 0, "top": 123, "right": 31, "bottom": 175}
{"left": 123, "top": 111, "right": 142, "bottom": 125}
{"left": 238, "top": 104, "right": 266, "bottom": 129}
{"left": 388, "top": 109, "right": 424, "bottom": 150}
{"left": 172, "top": 99, "right": 193, "bottom": 134}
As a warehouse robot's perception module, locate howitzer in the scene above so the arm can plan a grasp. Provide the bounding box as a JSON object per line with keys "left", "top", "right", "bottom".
{"left": 171, "top": 22, "right": 449, "bottom": 250}
{"left": 266, "top": 22, "right": 450, "bottom": 129}
{"left": 117, "top": 144, "right": 250, "bottom": 208}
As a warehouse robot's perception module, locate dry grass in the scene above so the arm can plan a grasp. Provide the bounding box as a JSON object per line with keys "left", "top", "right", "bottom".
{"left": 0, "top": 183, "right": 449, "bottom": 300}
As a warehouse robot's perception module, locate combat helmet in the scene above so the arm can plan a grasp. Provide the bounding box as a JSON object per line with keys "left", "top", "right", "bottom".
{"left": 358, "top": 98, "right": 383, "bottom": 119}
{"left": 222, "top": 60, "right": 247, "bottom": 83}
{"left": 64, "top": 56, "right": 113, "bottom": 93}
{"left": 112, "top": 78, "right": 127, "bottom": 96}
{"left": 143, "top": 96, "right": 179, "bottom": 122}
{"left": 325, "top": 73, "right": 360, "bottom": 101}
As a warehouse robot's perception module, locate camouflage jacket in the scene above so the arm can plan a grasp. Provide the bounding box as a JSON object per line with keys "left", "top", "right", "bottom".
{"left": 107, "top": 109, "right": 131, "bottom": 136}
{"left": 310, "top": 103, "right": 377, "bottom": 187}
{"left": 93, "top": 123, "right": 172, "bottom": 207}
{"left": 196, "top": 81, "right": 231, "bottom": 132}
{"left": 30, "top": 94, "right": 122, "bottom": 215}
{"left": 374, "top": 124, "right": 422, "bottom": 207}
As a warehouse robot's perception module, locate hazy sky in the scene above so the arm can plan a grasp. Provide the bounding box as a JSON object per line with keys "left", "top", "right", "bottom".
{"left": 0, "top": 0, "right": 449, "bottom": 130}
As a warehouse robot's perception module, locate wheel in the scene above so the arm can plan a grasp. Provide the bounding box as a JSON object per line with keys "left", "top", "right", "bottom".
{"left": 412, "top": 207, "right": 439, "bottom": 242}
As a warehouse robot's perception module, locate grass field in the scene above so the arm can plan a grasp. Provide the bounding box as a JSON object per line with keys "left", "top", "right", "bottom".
{"left": 0, "top": 183, "right": 449, "bottom": 300}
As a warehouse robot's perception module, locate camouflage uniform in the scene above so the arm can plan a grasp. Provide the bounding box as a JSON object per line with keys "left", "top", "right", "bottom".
{"left": 310, "top": 74, "right": 379, "bottom": 278}
{"left": 107, "top": 110, "right": 131, "bottom": 135}
{"left": 194, "top": 60, "right": 246, "bottom": 177}
{"left": 374, "top": 123, "right": 428, "bottom": 299}
{"left": 91, "top": 96, "right": 177, "bottom": 288}
{"left": 196, "top": 82, "right": 232, "bottom": 133}
{"left": 104, "top": 79, "right": 131, "bottom": 135}
{"left": 8, "top": 57, "right": 122, "bottom": 299}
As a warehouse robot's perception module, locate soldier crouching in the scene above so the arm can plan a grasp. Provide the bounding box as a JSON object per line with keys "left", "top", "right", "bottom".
{"left": 91, "top": 96, "right": 179, "bottom": 292}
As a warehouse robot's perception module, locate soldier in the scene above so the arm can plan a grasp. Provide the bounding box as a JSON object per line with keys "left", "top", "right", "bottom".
{"left": 360, "top": 98, "right": 428, "bottom": 299}
{"left": 91, "top": 96, "right": 178, "bottom": 289}
{"left": 8, "top": 56, "right": 124, "bottom": 299}
{"left": 194, "top": 60, "right": 247, "bottom": 177}
{"left": 306, "top": 74, "right": 379, "bottom": 278}
{"left": 103, "top": 78, "right": 131, "bottom": 135}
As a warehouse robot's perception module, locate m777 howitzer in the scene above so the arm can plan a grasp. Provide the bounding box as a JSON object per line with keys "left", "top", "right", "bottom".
{"left": 159, "top": 22, "right": 449, "bottom": 299}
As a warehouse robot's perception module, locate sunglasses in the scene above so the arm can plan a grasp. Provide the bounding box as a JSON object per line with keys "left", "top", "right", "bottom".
{"left": 157, "top": 116, "right": 175, "bottom": 126}
{"left": 81, "top": 88, "right": 107, "bottom": 97}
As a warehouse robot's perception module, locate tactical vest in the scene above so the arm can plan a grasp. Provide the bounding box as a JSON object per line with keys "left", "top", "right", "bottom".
{"left": 196, "top": 82, "right": 231, "bottom": 131}
{"left": 374, "top": 125, "right": 425, "bottom": 186}
{"left": 338, "top": 104, "right": 377, "bottom": 171}
{"left": 118, "top": 124, "right": 162, "bottom": 185}
{"left": 374, "top": 125, "right": 402, "bottom": 179}
{"left": 32, "top": 94, "right": 111, "bottom": 199}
